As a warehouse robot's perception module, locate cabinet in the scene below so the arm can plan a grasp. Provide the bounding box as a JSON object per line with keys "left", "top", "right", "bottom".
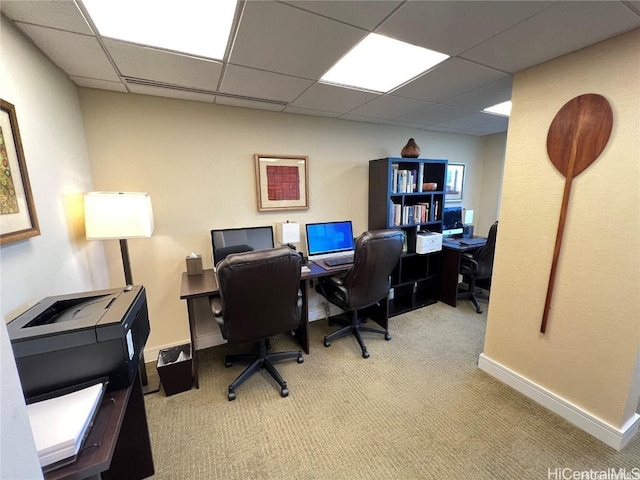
{"left": 368, "top": 157, "right": 447, "bottom": 316}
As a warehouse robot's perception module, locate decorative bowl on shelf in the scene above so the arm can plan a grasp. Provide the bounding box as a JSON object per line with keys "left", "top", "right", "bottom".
{"left": 423, "top": 182, "right": 438, "bottom": 191}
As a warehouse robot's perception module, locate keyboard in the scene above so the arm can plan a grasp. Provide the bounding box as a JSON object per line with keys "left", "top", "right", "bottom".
{"left": 459, "top": 237, "right": 486, "bottom": 246}
{"left": 324, "top": 255, "right": 354, "bottom": 267}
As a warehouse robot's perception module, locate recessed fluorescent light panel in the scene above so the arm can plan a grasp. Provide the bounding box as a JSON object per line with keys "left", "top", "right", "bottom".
{"left": 320, "top": 33, "right": 449, "bottom": 93}
{"left": 484, "top": 100, "right": 512, "bottom": 117}
{"left": 80, "top": 0, "right": 237, "bottom": 60}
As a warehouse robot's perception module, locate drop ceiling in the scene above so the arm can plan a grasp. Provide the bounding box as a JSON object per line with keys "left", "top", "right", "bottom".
{"left": 2, "top": 1, "right": 639, "bottom": 136}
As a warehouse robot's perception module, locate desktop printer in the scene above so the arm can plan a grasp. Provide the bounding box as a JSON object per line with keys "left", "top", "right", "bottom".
{"left": 7, "top": 285, "right": 149, "bottom": 398}
{"left": 416, "top": 231, "right": 442, "bottom": 254}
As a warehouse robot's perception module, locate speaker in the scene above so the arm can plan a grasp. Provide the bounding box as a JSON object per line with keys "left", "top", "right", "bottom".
{"left": 463, "top": 225, "right": 474, "bottom": 238}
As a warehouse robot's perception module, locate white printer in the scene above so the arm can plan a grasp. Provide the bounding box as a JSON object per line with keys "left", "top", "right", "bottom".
{"left": 416, "top": 231, "right": 442, "bottom": 254}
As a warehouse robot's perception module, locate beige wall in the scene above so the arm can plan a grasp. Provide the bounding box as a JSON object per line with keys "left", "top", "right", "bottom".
{"left": 0, "top": 17, "right": 110, "bottom": 321}
{"left": 77, "top": 89, "right": 495, "bottom": 353}
{"left": 483, "top": 29, "right": 640, "bottom": 433}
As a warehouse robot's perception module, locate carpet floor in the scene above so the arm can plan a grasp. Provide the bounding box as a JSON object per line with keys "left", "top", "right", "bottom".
{"left": 143, "top": 301, "right": 639, "bottom": 479}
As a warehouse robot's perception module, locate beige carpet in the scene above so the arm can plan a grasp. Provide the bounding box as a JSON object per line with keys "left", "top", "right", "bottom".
{"left": 143, "top": 302, "right": 639, "bottom": 479}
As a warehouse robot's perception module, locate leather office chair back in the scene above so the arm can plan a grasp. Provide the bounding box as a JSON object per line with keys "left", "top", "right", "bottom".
{"left": 341, "top": 229, "right": 404, "bottom": 309}
{"left": 473, "top": 221, "right": 498, "bottom": 280}
{"left": 216, "top": 247, "right": 301, "bottom": 343}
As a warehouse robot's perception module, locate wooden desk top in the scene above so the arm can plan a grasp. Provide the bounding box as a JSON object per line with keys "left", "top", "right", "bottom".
{"left": 179, "top": 262, "right": 349, "bottom": 300}
{"left": 180, "top": 269, "right": 218, "bottom": 299}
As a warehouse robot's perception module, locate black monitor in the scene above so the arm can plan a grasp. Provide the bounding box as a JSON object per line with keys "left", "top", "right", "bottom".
{"left": 305, "top": 221, "right": 355, "bottom": 258}
{"left": 211, "top": 226, "right": 274, "bottom": 265}
{"left": 442, "top": 206, "right": 464, "bottom": 236}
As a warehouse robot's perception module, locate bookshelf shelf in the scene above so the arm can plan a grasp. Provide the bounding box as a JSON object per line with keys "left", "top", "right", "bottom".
{"left": 369, "top": 157, "right": 447, "bottom": 316}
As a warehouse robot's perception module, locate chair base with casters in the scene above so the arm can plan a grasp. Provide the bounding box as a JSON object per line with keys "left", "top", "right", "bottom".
{"left": 323, "top": 307, "right": 391, "bottom": 359}
{"left": 457, "top": 278, "right": 487, "bottom": 314}
{"left": 224, "top": 338, "right": 303, "bottom": 401}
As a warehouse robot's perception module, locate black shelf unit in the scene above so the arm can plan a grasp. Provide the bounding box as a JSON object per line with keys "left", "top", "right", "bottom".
{"left": 369, "top": 157, "right": 447, "bottom": 316}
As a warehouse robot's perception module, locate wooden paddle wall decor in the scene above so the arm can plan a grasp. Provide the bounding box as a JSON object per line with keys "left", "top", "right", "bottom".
{"left": 541, "top": 94, "right": 613, "bottom": 334}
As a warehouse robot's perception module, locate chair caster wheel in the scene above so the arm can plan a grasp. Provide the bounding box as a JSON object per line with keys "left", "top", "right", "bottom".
{"left": 324, "top": 339, "right": 331, "bottom": 347}
{"left": 297, "top": 355, "right": 304, "bottom": 363}
{"left": 328, "top": 321, "right": 334, "bottom": 327}
{"left": 362, "top": 350, "right": 370, "bottom": 359}
{"left": 228, "top": 390, "right": 236, "bottom": 401}
{"left": 476, "top": 308, "right": 483, "bottom": 314}
{"left": 281, "top": 387, "right": 289, "bottom": 398}
{"left": 225, "top": 359, "right": 232, "bottom": 368}
{"left": 385, "top": 333, "right": 392, "bottom": 341}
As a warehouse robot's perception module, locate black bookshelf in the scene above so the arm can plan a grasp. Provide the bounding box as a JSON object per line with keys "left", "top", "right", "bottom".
{"left": 368, "top": 157, "right": 447, "bottom": 316}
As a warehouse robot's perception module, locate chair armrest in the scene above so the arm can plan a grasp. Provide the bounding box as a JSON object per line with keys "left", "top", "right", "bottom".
{"left": 210, "top": 295, "right": 222, "bottom": 317}
{"left": 328, "top": 275, "right": 344, "bottom": 286}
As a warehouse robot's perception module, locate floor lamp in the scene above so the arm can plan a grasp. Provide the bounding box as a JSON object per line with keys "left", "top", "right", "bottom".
{"left": 84, "top": 191, "right": 159, "bottom": 394}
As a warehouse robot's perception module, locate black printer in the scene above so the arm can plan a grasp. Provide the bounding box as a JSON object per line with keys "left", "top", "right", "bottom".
{"left": 8, "top": 285, "right": 150, "bottom": 398}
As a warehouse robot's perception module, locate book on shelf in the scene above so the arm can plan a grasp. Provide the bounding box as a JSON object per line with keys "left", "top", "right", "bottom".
{"left": 417, "top": 163, "right": 424, "bottom": 192}
{"left": 26, "top": 380, "right": 106, "bottom": 470}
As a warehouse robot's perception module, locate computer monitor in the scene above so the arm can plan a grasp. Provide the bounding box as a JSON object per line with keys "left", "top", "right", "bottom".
{"left": 305, "top": 221, "right": 355, "bottom": 259}
{"left": 211, "top": 226, "right": 274, "bottom": 265}
{"left": 442, "top": 206, "right": 464, "bottom": 236}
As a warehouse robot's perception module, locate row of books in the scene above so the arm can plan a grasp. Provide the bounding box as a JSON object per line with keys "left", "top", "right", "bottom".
{"left": 391, "top": 201, "right": 438, "bottom": 226}
{"left": 391, "top": 163, "right": 425, "bottom": 193}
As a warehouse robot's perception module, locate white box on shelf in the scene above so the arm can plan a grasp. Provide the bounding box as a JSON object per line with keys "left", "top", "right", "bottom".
{"left": 416, "top": 231, "right": 442, "bottom": 254}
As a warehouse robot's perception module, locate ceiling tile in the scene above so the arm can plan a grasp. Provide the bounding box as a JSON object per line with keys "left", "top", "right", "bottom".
{"left": 215, "top": 97, "right": 286, "bottom": 112}
{"left": 462, "top": 1, "right": 640, "bottom": 73}
{"left": 377, "top": 1, "right": 553, "bottom": 55}
{"left": 126, "top": 84, "right": 216, "bottom": 103}
{"left": 220, "top": 65, "right": 314, "bottom": 103}
{"left": 104, "top": 39, "right": 222, "bottom": 91}
{"left": 291, "top": 83, "right": 378, "bottom": 113}
{"left": 70, "top": 76, "right": 127, "bottom": 92}
{"left": 1, "top": 0, "right": 93, "bottom": 34}
{"left": 15, "top": 23, "right": 119, "bottom": 81}
{"left": 392, "top": 58, "right": 509, "bottom": 103}
{"left": 444, "top": 77, "right": 513, "bottom": 110}
{"left": 282, "top": 1, "right": 402, "bottom": 30}
{"left": 396, "top": 104, "right": 472, "bottom": 126}
{"left": 436, "top": 112, "right": 508, "bottom": 130}
{"left": 283, "top": 106, "right": 341, "bottom": 119}
{"left": 347, "top": 95, "right": 432, "bottom": 120}
{"left": 229, "top": 1, "right": 366, "bottom": 78}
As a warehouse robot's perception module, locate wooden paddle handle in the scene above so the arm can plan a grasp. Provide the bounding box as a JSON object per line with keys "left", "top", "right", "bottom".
{"left": 541, "top": 171, "right": 575, "bottom": 333}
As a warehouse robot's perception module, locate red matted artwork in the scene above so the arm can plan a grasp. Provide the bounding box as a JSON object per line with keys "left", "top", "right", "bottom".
{"left": 254, "top": 154, "right": 309, "bottom": 212}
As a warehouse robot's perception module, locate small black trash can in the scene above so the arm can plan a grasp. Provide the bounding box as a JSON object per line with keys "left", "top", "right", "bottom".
{"left": 157, "top": 344, "right": 193, "bottom": 396}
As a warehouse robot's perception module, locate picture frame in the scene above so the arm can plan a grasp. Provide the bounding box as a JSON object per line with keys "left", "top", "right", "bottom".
{"left": 254, "top": 154, "right": 309, "bottom": 212}
{"left": 0, "top": 100, "right": 40, "bottom": 245}
{"left": 445, "top": 163, "right": 465, "bottom": 202}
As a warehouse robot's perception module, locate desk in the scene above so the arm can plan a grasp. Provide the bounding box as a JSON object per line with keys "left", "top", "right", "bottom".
{"left": 44, "top": 373, "right": 154, "bottom": 480}
{"left": 179, "top": 261, "right": 350, "bottom": 389}
{"left": 439, "top": 238, "right": 487, "bottom": 307}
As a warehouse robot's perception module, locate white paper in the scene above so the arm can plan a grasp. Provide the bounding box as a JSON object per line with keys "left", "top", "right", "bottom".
{"left": 26, "top": 383, "right": 104, "bottom": 467}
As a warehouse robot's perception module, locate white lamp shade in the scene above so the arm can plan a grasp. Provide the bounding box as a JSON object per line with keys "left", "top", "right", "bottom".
{"left": 85, "top": 192, "right": 154, "bottom": 239}
{"left": 276, "top": 222, "right": 300, "bottom": 245}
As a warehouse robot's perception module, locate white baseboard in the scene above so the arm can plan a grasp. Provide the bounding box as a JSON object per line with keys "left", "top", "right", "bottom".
{"left": 478, "top": 353, "right": 640, "bottom": 451}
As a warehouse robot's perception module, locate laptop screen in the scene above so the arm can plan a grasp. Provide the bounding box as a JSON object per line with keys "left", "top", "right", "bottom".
{"left": 305, "top": 221, "right": 355, "bottom": 258}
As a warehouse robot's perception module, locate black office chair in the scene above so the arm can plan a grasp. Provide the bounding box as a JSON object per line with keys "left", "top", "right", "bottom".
{"left": 459, "top": 221, "right": 498, "bottom": 314}
{"left": 213, "top": 244, "right": 254, "bottom": 266}
{"left": 315, "top": 229, "right": 404, "bottom": 358}
{"left": 210, "top": 247, "right": 303, "bottom": 400}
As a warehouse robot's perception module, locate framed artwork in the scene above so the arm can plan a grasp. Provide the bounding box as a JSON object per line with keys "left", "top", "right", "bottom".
{"left": 445, "top": 163, "right": 465, "bottom": 202}
{"left": 0, "top": 100, "right": 40, "bottom": 245}
{"left": 254, "top": 154, "right": 309, "bottom": 212}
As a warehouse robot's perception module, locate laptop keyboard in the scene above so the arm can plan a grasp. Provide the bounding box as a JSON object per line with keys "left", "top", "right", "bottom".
{"left": 325, "top": 255, "right": 354, "bottom": 267}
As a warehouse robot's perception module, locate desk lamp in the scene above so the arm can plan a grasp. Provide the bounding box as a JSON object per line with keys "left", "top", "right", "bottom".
{"left": 276, "top": 221, "right": 300, "bottom": 250}
{"left": 84, "top": 191, "right": 158, "bottom": 393}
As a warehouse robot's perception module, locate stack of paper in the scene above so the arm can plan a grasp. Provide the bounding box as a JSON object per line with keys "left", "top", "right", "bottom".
{"left": 26, "top": 382, "right": 104, "bottom": 468}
